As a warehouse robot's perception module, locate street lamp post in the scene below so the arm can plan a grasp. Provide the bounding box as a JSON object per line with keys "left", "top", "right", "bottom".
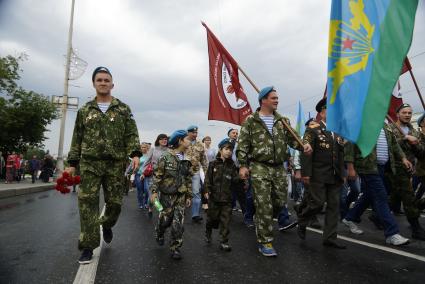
{"left": 56, "top": 0, "right": 76, "bottom": 172}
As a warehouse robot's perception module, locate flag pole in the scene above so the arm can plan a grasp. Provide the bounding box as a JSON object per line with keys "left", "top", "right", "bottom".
{"left": 408, "top": 68, "right": 425, "bottom": 110}
{"left": 237, "top": 64, "right": 304, "bottom": 147}
{"left": 386, "top": 114, "right": 406, "bottom": 135}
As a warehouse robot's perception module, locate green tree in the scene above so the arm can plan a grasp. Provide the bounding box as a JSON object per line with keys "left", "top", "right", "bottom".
{"left": 0, "top": 54, "right": 58, "bottom": 154}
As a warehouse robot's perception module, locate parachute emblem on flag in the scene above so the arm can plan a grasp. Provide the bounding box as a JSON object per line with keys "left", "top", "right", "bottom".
{"left": 328, "top": 0, "right": 375, "bottom": 104}
{"left": 218, "top": 57, "right": 248, "bottom": 110}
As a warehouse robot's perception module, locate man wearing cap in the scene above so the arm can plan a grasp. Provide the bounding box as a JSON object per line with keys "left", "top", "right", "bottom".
{"left": 296, "top": 98, "right": 346, "bottom": 249}
{"left": 237, "top": 86, "right": 312, "bottom": 256}
{"left": 67, "top": 67, "right": 142, "bottom": 264}
{"left": 414, "top": 113, "right": 425, "bottom": 201}
{"left": 387, "top": 103, "right": 425, "bottom": 240}
{"left": 185, "top": 125, "right": 208, "bottom": 222}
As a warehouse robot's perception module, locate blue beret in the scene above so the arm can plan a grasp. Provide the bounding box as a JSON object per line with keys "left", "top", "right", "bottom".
{"left": 92, "top": 66, "right": 112, "bottom": 82}
{"left": 187, "top": 125, "right": 198, "bottom": 132}
{"left": 218, "top": 138, "right": 235, "bottom": 149}
{"left": 418, "top": 113, "right": 425, "bottom": 127}
{"left": 169, "top": 130, "right": 188, "bottom": 146}
{"left": 258, "top": 86, "right": 275, "bottom": 101}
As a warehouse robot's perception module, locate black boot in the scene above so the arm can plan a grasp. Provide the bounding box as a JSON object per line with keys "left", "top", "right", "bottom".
{"left": 408, "top": 218, "right": 425, "bottom": 241}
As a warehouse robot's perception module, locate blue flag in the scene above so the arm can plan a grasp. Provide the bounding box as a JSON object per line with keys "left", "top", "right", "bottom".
{"left": 296, "top": 101, "right": 306, "bottom": 136}
{"left": 326, "top": 0, "right": 418, "bottom": 156}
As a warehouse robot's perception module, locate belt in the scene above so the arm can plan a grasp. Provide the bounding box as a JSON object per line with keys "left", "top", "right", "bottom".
{"left": 254, "top": 161, "right": 282, "bottom": 167}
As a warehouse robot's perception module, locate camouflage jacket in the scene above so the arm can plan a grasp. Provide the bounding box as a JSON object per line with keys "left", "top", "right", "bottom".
{"left": 67, "top": 97, "right": 141, "bottom": 166}
{"left": 236, "top": 110, "right": 303, "bottom": 168}
{"left": 185, "top": 140, "right": 208, "bottom": 173}
{"left": 205, "top": 157, "right": 242, "bottom": 203}
{"left": 301, "top": 121, "right": 345, "bottom": 184}
{"left": 345, "top": 125, "right": 405, "bottom": 175}
{"left": 415, "top": 132, "right": 425, "bottom": 177}
{"left": 388, "top": 122, "right": 425, "bottom": 172}
{"left": 150, "top": 150, "right": 193, "bottom": 198}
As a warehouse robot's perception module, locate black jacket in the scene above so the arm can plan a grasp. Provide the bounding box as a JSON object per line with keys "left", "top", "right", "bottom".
{"left": 301, "top": 121, "right": 345, "bottom": 184}
{"left": 205, "top": 157, "right": 240, "bottom": 203}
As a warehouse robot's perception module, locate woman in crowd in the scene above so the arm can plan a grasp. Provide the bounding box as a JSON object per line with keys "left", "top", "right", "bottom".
{"left": 203, "top": 136, "right": 216, "bottom": 164}
{"left": 142, "top": 134, "right": 169, "bottom": 216}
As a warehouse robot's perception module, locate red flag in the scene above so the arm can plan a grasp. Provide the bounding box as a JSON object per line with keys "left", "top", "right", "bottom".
{"left": 401, "top": 57, "right": 412, "bottom": 75}
{"left": 202, "top": 22, "right": 252, "bottom": 125}
{"left": 387, "top": 81, "right": 403, "bottom": 121}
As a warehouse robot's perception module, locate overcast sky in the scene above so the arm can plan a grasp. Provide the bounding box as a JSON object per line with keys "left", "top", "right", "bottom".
{"left": 0, "top": 0, "right": 424, "bottom": 156}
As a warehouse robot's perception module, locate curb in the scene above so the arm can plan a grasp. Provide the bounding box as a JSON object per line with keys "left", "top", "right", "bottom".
{"left": 0, "top": 184, "right": 55, "bottom": 199}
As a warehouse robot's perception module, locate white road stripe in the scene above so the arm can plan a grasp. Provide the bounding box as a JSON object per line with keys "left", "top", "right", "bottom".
{"left": 73, "top": 205, "right": 106, "bottom": 284}
{"left": 307, "top": 227, "right": 425, "bottom": 263}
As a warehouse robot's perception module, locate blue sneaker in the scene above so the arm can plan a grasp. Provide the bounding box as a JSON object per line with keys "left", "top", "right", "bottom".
{"left": 258, "top": 243, "right": 277, "bottom": 257}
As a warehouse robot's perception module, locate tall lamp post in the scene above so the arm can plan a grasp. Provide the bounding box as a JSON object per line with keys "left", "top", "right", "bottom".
{"left": 57, "top": 0, "right": 76, "bottom": 172}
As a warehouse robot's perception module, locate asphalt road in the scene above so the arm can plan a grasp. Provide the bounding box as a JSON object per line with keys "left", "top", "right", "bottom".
{"left": 1, "top": 190, "right": 424, "bottom": 283}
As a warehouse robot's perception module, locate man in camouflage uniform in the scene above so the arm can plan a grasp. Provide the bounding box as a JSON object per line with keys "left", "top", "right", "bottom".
{"left": 296, "top": 98, "right": 346, "bottom": 249}
{"left": 342, "top": 124, "right": 411, "bottom": 245}
{"left": 387, "top": 103, "right": 425, "bottom": 240}
{"left": 185, "top": 125, "right": 208, "bottom": 222}
{"left": 150, "top": 130, "right": 193, "bottom": 260}
{"left": 414, "top": 113, "right": 425, "bottom": 200}
{"left": 237, "top": 86, "right": 312, "bottom": 257}
{"left": 67, "top": 67, "right": 141, "bottom": 264}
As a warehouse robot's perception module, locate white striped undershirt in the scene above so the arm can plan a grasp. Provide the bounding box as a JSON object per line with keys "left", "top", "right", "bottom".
{"left": 176, "top": 152, "right": 184, "bottom": 161}
{"left": 97, "top": 102, "right": 110, "bottom": 113}
{"left": 260, "top": 115, "right": 274, "bottom": 134}
{"left": 376, "top": 128, "right": 389, "bottom": 165}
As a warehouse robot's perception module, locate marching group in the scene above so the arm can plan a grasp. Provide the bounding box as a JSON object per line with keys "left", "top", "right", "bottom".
{"left": 0, "top": 152, "right": 55, "bottom": 184}
{"left": 65, "top": 66, "right": 425, "bottom": 264}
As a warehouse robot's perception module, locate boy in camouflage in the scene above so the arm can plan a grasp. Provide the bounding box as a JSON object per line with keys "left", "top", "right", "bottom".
{"left": 204, "top": 138, "right": 242, "bottom": 252}
{"left": 150, "top": 130, "right": 193, "bottom": 260}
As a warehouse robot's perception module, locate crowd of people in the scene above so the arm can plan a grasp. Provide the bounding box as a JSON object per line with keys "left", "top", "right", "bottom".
{"left": 0, "top": 152, "right": 55, "bottom": 184}
{"left": 65, "top": 66, "right": 425, "bottom": 264}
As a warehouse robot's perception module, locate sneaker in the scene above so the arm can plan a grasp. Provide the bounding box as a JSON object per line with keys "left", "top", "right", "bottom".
{"left": 78, "top": 249, "right": 93, "bottom": 264}
{"left": 258, "top": 243, "right": 277, "bottom": 257}
{"left": 278, "top": 220, "right": 298, "bottom": 231}
{"left": 103, "top": 227, "right": 113, "bottom": 243}
{"left": 342, "top": 219, "right": 363, "bottom": 235}
{"left": 220, "top": 243, "right": 232, "bottom": 252}
{"left": 386, "top": 234, "right": 410, "bottom": 246}
{"left": 170, "top": 249, "right": 182, "bottom": 260}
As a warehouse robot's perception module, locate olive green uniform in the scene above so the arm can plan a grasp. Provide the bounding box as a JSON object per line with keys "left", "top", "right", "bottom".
{"left": 237, "top": 110, "right": 303, "bottom": 244}
{"left": 68, "top": 97, "right": 141, "bottom": 250}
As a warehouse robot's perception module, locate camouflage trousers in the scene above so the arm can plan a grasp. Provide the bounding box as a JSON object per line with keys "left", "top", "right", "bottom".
{"left": 250, "top": 162, "right": 287, "bottom": 244}
{"left": 156, "top": 193, "right": 186, "bottom": 251}
{"left": 78, "top": 159, "right": 126, "bottom": 250}
{"left": 387, "top": 172, "right": 420, "bottom": 220}
{"left": 206, "top": 201, "right": 232, "bottom": 243}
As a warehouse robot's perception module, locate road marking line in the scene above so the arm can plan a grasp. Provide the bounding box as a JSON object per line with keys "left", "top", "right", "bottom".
{"left": 307, "top": 227, "right": 425, "bottom": 263}
{"left": 73, "top": 205, "right": 106, "bottom": 284}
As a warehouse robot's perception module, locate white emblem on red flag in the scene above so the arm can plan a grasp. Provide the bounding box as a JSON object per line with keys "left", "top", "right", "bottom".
{"left": 203, "top": 22, "right": 252, "bottom": 125}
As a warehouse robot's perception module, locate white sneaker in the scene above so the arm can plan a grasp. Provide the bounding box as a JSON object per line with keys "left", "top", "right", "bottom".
{"left": 342, "top": 219, "right": 364, "bottom": 235}
{"left": 386, "top": 234, "right": 409, "bottom": 246}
